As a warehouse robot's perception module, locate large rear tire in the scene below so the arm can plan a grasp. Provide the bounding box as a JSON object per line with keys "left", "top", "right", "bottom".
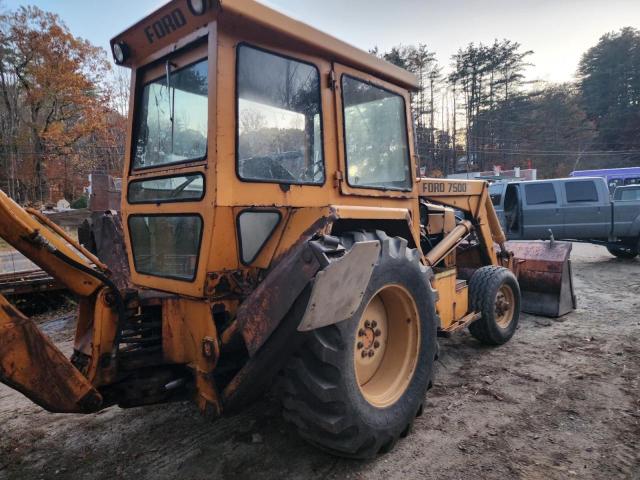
{"left": 468, "top": 266, "right": 520, "bottom": 346}
{"left": 278, "top": 232, "right": 438, "bottom": 459}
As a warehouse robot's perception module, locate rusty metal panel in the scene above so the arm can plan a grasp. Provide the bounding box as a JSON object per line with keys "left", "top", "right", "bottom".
{"left": 90, "top": 212, "right": 131, "bottom": 291}
{"left": 506, "top": 240, "right": 577, "bottom": 317}
{"left": 223, "top": 285, "right": 310, "bottom": 412}
{"left": 0, "top": 294, "right": 102, "bottom": 413}
{"left": 236, "top": 242, "right": 320, "bottom": 357}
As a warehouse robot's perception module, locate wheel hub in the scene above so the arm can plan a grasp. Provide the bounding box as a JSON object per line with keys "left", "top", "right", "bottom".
{"left": 353, "top": 285, "right": 420, "bottom": 408}
{"left": 494, "top": 285, "right": 516, "bottom": 328}
{"left": 357, "top": 320, "right": 383, "bottom": 358}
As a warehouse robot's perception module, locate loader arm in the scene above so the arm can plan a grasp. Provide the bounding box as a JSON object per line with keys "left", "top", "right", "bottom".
{"left": 418, "top": 178, "right": 576, "bottom": 318}
{"left": 0, "top": 189, "right": 120, "bottom": 413}
{"left": 418, "top": 178, "right": 507, "bottom": 266}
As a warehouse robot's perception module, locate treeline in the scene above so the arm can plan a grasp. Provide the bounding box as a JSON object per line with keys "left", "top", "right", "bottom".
{"left": 374, "top": 27, "right": 640, "bottom": 178}
{"left": 0, "top": 6, "right": 126, "bottom": 205}
{"left": 1, "top": 3, "right": 638, "bottom": 204}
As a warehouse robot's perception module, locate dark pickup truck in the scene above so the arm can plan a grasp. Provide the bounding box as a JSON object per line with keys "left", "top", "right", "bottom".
{"left": 491, "top": 178, "right": 640, "bottom": 258}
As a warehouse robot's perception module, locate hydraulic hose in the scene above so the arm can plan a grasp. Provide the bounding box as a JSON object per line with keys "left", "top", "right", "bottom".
{"left": 50, "top": 249, "right": 126, "bottom": 363}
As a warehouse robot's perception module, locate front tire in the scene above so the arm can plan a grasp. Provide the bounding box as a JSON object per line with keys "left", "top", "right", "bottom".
{"left": 606, "top": 243, "right": 638, "bottom": 259}
{"left": 468, "top": 266, "right": 520, "bottom": 345}
{"left": 279, "top": 232, "right": 438, "bottom": 459}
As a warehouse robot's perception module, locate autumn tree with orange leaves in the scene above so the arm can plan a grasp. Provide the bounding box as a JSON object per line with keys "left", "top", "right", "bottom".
{"left": 0, "top": 5, "right": 125, "bottom": 204}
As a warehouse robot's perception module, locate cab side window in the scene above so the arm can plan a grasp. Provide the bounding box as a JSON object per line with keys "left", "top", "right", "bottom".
{"left": 341, "top": 75, "right": 411, "bottom": 190}
{"left": 236, "top": 45, "right": 324, "bottom": 185}
{"left": 565, "top": 181, "right": 598, "bottom": 203}
{"left": 525, "top": 183, "right": 557, "bottom": 205}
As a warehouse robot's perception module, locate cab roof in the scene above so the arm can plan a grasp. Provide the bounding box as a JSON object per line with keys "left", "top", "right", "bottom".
{"left": 110, "top": 0, "right": 419, "bottom": 91}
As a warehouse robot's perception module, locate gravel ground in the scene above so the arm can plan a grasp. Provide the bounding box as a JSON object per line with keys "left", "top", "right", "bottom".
{"left": 1, "top": 243, "right": 638, "bottom": 480}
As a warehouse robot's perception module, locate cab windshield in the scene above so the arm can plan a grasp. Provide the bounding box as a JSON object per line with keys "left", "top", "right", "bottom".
{"left": 133, "top": 58, "right": 208, "bottom": 170}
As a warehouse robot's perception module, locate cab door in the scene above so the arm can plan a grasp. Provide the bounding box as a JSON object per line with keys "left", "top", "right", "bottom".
{"left": 332, "top": 63, "right": 415, "bottom": 200}
{"left": 561, "top": 179, "right": 610, "bottom": 239}
{"left": 521, "top": 182, "right": 564, "bottom": 240}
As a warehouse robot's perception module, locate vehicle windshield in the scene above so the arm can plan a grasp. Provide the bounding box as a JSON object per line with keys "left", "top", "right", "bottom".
{"left": 133, "top": 59, "right": 208, "bottom": 170}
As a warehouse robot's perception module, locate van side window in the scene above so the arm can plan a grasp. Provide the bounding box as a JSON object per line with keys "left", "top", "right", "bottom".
{"left": 525, "top": 183, "right": 556, "bottom": 205}
{"left": 236, "top": 45, "right": 324, "bottom": 185}
{"left": 625, "top": 177, "right": 640, "bottom": 185}
{"left": 565, "top": 181, "right": 598, "bottom": 203}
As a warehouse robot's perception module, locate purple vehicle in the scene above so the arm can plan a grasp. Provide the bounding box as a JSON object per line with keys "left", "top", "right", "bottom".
{"left": 570, "top": 167, "right": 640, "bottom": 192}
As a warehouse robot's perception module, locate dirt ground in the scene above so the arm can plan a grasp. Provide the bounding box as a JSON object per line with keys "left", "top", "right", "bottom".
{"left": 1, "top": 243, "right": 639, "bottom": 480}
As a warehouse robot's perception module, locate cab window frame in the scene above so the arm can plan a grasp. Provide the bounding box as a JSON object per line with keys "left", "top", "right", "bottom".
{"left": 128, "top": 213, "right": 204, "bottom": 283}
{"left": 340, "top": 73, "right": 413, "bottom": 192}
{"left": 127, "top": 172, "right": 206, "bottom": 205}
{"left": 234, "top": 42, "right": 326, "bottom": 187}
{"left": 564, "top": 180, "right": 599, "bottom": 203}
{"left": 130, "top": 39, "right": 209, "bottom": 173}
{"left": 524, "top": 183, "right": 557, "bottom": 205}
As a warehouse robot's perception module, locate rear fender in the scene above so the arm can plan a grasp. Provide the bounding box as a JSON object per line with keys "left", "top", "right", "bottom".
{"left": 629, "top": 213, "right": 640, "bottom": 238}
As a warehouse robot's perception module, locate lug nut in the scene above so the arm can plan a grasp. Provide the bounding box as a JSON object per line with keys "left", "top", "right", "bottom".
{"left": 374, "top": 341, "right": 380, "bottom": 349}
{"left": 368, "top": 350, "right": 375, "bottom": 358}
{"left": 364, "top": 320, "right": 371, "bottom": 328}
{"left": 358, "top": 329, "right": 365, "bottom": 337}
{"left": 374, "top": 329, "right": 382, "bottom": 337}
{"left": 371, "top": 321, "right": 377, "bottom": 328}
{"left": 357, "top": 342, "right": 364, "bottom": 350}
{"left": 361, "top": 350, "right": 367, "bottom": 358}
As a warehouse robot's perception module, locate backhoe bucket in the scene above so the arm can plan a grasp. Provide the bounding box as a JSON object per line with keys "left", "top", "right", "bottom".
{"left": 506, "top": 240, "right": 577, "bottom": 318}
{"left": 0, "top": 294, "right": 103, "bottom": 413}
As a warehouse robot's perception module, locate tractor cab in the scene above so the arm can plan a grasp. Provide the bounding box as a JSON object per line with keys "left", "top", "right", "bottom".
{"left": 111, "top": 0, "right": 423, "bottom": 299}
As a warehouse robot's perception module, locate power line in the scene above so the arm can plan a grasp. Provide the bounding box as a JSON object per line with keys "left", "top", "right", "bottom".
{"left": 469, "top": 149, "right": 640, "bottom": 157}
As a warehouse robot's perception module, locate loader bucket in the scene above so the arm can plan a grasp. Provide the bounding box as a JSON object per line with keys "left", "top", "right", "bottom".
{"left": 0, "top": 294, "right": 103, "bottom": 413}
{"left": 506, "top": 240, "right": 577, "bottom": 318}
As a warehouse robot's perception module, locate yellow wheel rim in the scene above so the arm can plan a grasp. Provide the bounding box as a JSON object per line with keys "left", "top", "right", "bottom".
{"left": 495, "top": 284, "right": 516, "bottom": 328}
{"left": 354, "top": 285, "right": 420, "bottom": 408}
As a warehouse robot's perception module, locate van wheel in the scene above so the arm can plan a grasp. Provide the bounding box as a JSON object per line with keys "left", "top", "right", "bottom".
{"left": 606, "top": 244, "right": 638, "bottom": 259}
{"left": 278, "top": 232, "right": 438, "bottom": 459}
{"left": 468, "top": 266, "right": 520, "bottom": 346}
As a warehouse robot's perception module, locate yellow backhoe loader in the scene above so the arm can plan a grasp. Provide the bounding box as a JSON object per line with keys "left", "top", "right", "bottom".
{"left": 0, "top": 0, "right": 575, "bottom": 459}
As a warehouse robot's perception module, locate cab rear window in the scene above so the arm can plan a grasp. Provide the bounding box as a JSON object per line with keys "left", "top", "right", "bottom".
{"left": 129, "top": 215, "right": 202, "bottom": 281}
{"left": 128, "top": 174, "right": 204, "bottom": 204}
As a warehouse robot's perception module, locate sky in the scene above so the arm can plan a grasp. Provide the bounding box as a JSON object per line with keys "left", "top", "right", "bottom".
{"left": 3, "top": 0, "right": 639, "bottom": 83}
